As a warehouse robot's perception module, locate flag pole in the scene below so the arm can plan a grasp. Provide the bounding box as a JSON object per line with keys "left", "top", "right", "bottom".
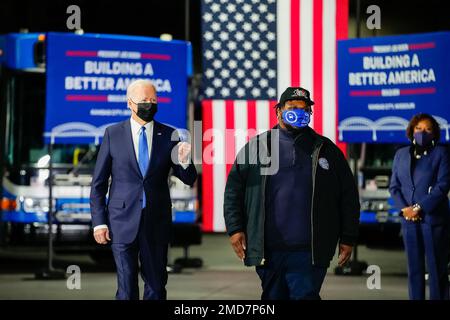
{"left": 334, "top": 0, "right": 369, "bottom": 276}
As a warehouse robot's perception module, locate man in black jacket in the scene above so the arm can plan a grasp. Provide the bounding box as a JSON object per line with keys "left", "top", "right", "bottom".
{"left": 223, "top": 87, "right": 360, "bottom": 300}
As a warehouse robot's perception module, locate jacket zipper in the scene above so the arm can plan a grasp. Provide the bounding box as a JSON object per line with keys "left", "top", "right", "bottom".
{"left": 292, "top": 143, "right": 296, "bottom": 166}
{"left": 261, "top": 173, "right": 266, "bottom": 265}
{"left": 310, "top": 143, "right": 323, "bottom": 265}
{"left": 260, "top": 152, "right": 268, "bottom": 265}
{"left": 260, "top": 134, "right": 268, "bottom": 266}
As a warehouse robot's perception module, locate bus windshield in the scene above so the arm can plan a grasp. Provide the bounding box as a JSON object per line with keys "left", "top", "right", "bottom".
{"left": 2, "top": 69, "right": 97, "bottom": 170}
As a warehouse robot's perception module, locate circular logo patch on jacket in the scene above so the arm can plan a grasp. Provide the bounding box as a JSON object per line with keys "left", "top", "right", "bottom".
{"left": 318, "top": 157, "right": 329, "bottom": 170}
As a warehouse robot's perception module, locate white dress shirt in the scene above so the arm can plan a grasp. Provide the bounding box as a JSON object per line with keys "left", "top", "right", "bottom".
{"left": 93, "top": 117, "right": 188, "bottom": 232}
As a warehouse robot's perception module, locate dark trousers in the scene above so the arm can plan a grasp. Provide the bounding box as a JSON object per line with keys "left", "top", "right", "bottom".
{"left": 255, "top": 250, "right": 327, "bottom": 300}
{"left": 402, "top": 221, "right": 449, "bottom": 300}
{"left": 111, "top": 208, "right": 168, "bottom": 300}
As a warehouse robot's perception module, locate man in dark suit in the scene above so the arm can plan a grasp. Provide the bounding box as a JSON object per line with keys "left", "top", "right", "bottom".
{"left": 90, "top": 79, "right": 197, "bottom": 300}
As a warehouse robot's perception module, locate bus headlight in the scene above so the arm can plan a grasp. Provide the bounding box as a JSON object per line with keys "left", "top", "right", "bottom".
{"left": 360, "top": 199, "right": 390, "bottom": 212}
{"left": 22, "top": 198, "right": 54, "bottom": 213}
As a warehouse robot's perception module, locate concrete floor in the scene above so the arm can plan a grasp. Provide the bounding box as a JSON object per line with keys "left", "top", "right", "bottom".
{"left": 0, "top": 233, "right": 414, "bottom": 300}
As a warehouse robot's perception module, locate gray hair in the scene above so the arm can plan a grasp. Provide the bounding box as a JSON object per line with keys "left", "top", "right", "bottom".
{"left": 126, "top": 79, "right": 156, "bottom": 100}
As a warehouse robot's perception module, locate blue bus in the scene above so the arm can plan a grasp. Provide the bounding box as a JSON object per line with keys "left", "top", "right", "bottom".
{"left": 0, "top": 32, "right": 199, "bottom": 264}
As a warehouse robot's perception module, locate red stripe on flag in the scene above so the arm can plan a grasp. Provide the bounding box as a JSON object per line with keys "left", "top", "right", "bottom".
{"left": 336, "top": 0, "right": 349, "bottom": 156}
{"left": 269, "top": 100, "right": 278, "bottom": 128}
{"left": 201, "top": 100, "right": 214, "bottom": 232}
{"left": 313, "top": 0, "right": 323, "bottom": 135}
{"left": 225, "top": 100, "right": 235, "bottom": 177}
{"left": 247, "top": 100, "right": 257, "bottom": 140}
{"left": 290, "top": 0, "right": 300, "bottom": 86}
{"left": 336, "top": 0, "right": 349, "bottom": 45}
{"left": 66, "top": 50, "right": 97, "bottom": 57}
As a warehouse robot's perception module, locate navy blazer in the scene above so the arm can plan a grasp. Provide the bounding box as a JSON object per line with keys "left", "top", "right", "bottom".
{"left": 389, "top": 145, "right": 450, "bottom": 225}
{"left": 90, "top": 120, "right": 197, "bottom": 244}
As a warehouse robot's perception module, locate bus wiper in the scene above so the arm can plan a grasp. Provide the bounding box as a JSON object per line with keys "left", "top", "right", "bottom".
{"left": 68, "top": 145, "right": 98, "bottom": 176}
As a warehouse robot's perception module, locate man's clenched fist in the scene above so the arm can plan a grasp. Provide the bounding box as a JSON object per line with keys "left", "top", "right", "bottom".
{"left": 94, "top": 227, "right": 111, "bottom": 244}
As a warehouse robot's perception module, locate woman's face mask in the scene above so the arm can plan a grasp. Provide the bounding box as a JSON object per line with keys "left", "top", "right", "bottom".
{"left": 413, "top": 131, "right": 434, "bottom": 147}
{"left": 281, "top": 108, "right": 311, "bottom": 128}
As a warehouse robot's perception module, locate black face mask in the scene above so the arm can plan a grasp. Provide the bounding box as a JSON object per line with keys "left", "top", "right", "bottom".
{"left": 134, "top": 102, "right": 158, "bottom": 122}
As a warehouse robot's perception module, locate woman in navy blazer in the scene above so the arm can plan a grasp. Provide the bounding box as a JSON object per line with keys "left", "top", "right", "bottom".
{"left": 389, "top": 113, "right": 450, "bottom": 300}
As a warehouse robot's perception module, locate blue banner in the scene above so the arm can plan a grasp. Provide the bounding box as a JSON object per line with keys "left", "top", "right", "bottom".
{"left": 337, "top": 32, "right": 450, "bottom": 143}
{"left": 44, "top": 32, "right": 191, "bottom": 144}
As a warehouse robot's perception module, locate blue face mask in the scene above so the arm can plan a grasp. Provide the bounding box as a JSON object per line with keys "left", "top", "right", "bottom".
{"left": 281, "top": 109, "right": 311, "bottom": 128}
{"left": 413, "top": 131, "right": 434, "bottom": 147}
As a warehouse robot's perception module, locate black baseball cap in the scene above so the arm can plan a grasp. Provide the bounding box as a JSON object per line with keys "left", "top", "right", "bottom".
{"left": 275, "top": 87, "right": 315, "bottom": 108}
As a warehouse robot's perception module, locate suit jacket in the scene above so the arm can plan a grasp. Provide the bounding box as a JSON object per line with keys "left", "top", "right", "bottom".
{"left": 389, "top": 145, "right": 450, "bottom": 225}
{"left": 90, "top": 119, "right": 197, "bottom": 244}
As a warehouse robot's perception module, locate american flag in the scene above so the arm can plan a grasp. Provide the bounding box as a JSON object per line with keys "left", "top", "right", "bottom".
{"left": 201, "top": 0, "right": 349, "bottom": 232}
